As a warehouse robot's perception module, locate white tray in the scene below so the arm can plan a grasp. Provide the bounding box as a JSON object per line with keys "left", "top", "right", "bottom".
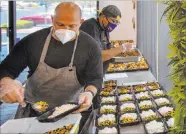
{"left": 1, "top": 114, "right": 81, "bottom": 134}
{"left": 112, "top": 49, "right": 142, "bottom": 63}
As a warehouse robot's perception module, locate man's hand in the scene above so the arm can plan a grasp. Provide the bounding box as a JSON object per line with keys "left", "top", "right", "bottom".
{"left": 0, "top": 77, "right": 24, "bottom": 105}
{"left": 122, "top": 43, "right": 134, "bottom": 52}
{"left": 73, "top": 91, "right": 93, "bottom": 113}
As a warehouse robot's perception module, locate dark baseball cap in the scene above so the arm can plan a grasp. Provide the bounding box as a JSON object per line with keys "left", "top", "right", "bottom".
{"left": 98, "top": 5, "right": 121, "bottom": 24}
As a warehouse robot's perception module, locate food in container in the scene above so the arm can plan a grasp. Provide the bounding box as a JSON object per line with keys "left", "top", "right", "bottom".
{"left": 145, "top": 120, "right": 165, "bottom": 133}
{"left": 33, "top": 101, "right": 49, "bottom": 113}
{"left": 101, "top": 96, "right": 116, "bottom": 104}
{"left": 154, "top": 98, "right": 171, "bottom": 106}
{"left": 98, "top": 127, "right": 118, "bottom": 134}
{"left": 45, "top": 124, "right": 74, "bottom": 134}
{"left": 100, "top": 90, "right": 115, "bottom": 96}
{"left": 158, "top": 106, "right": 174, "bottom": 117}
{"left": 119, "top": 94, "right": 133, "bottom": 102}
{"left": 102, "top": 87, "right": 115, "bottom": 91}
{"left": 138, "top": 100, "right": 153, "bottom": 110}
{"left": 133, "top": 84, "right": 146, "bottom": 93}
{"left": 135, "top": 91, "right": 150, "bottom": 100}
{"left": 104, "top": 80, "right": 117, "bottom": 87}
{"left": 147, "top": 82, "right": 160, "bottom": 90}
{"left": 167, "top": 118, "right": 174, "bottom": 128}
{"left": 117, "top": 49, "right": 141, "bottom": 57}
{"left": 151, "top": 89, "right": 166, "bottom": 98}
{"left": 140, "top": 109, "right": 159, "bottom": 121}
{"left": 98, "top": 114, "right": 116, "bottom": 127}
{"left": 100, "top": 105, "right": 117, "bottom": 114}
{"left": 120, "top": 102, "right": 136, "bottom": 112}
{"left": 123, "top": 62, "right": 138, "bottom": 70}
{"left": 120, "top": 113, "right": 138, "bottom": 124}
{"left": 118, "top": 86, "right": 131, "bottom": 94}
{"left": 48, "top": 104, "right": 77, "bottom": 119}
{"left": 107, "top": 63, "right": 126, "bottom": 72}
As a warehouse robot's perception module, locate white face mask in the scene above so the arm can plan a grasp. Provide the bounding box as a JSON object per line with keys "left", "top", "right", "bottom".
{"left": 55, "top": 29, "right": 76, "bottom": 44}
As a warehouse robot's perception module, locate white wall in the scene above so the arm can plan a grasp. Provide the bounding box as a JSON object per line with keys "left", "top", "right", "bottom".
{"left": 99, "top": 0, "right": 136, "bottom": 42}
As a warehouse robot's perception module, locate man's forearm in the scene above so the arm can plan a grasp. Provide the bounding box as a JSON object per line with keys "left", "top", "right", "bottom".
{"left": 102, "top": 46, "right": 123, "bottom": 62}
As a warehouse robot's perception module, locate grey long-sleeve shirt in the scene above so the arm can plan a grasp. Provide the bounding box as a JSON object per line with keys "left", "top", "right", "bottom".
{"left": 0, "top": 27, "right": 103, "bottom": 90}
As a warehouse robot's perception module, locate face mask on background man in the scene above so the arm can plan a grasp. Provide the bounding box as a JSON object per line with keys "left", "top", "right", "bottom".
{"left": 104, "top": 21, "right": 117, "bottom": 32}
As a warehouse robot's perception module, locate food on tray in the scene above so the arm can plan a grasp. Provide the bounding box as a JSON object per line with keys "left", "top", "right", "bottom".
{"left": 98, "top": 127, "right": 118, "bottom": 134}
{"left": 133, "top": 84, "right": 146, "bottom": 93}
{"left": 104, "top": 80, "right": 117, "bottom": 87}
{"left": 135, "top": 91, "right": 150, "bottom": 100}
{"left": 123, "top": 62, "right": 139, "bottom": 70}
{"left": 118, "top": 86, "right": 131, "bottom": 94}
{"left": 45, "top": 124, "right": 74, "bottom": 134}
{"left": 158, "top": 106, "right": 174, "bottom": 117}
{"left": 167, "top": 118, "right": 174, "bottom": 128}
{"left": 117, "top": 49, "right": 140, "bottom": 57}
{"left": 138, "top": 100, "right": 153, "bottom": 110}
{"left": 147, "top": 82, "right": 160, "bottom": 90}
{"left": 151, "top": 89, "right": 166, "bottom": 97}
{"left": 101, "top": 96, "right": 116, "bottom": 104}
{"left": 107, "top": 63, "right": 126, "bottom": 72}
{"left": 155, "top": 98, "right": 171, "bottom": 106}
{"left": 120, "top": 113, "right": 138, "bottom": 124}
{"left": 33, "top": 101, "right": 49, "bottom": 112}
{"left": 100, "top": 90, "right": 115, "bottom": 96}
{"left": 102, "top": 87, "right": 115, "bottom": 91}
{"left": 120, "top": 103, "right": 136, "bottom": 112}
{"left": 48, "top": 104, "right": 77, "bottom": 119}
{"left": 98, "top": 114, "right": 116, "bottom": 127}
{"left": 119, "top": 94, "right": 133, "bottom": 101}
{"left": 107, "top": 57, "right": 149, "bottom": 73}
{"left": 145, "top": 120, "right": 164, "bottom": 133}
{"left": 140, "top": 109, "right": 159, "bottom": 121}
{"left": 100, "top": 105, "right": 117, "bottom": 114}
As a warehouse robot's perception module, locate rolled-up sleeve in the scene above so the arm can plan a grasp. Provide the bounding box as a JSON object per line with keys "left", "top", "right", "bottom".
{"left": 84, "top": 41, "right": 103, "bottom": 91}
{"left": 0, "top": 38, "right": 28, "bottom": 80}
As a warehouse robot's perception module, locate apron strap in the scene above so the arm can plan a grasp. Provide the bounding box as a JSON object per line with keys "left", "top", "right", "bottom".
{"left": 69, "top": 32, "right": 79, "bottom": 71}
{"left": 40, "top": 27, "right": 53, "bottom": 62}
{"left": 39, "top": 27, "right": 79, "bottom": 69}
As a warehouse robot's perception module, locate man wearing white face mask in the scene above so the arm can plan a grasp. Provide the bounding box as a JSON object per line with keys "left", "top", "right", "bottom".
{"left": 0, "top": 2, "right": 103, "bottom": 120}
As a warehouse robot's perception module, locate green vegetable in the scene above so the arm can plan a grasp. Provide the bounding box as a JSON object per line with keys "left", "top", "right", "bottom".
{"left": 143, "top": 115, "right": 158, "bottom": 121}
{"left": 98, "top": 120, "right": 116, "bottom": 126}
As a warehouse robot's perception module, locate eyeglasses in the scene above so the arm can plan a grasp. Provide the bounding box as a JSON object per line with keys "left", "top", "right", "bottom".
{"left": 106, "top": 17, "right": 120, "bottom": 25}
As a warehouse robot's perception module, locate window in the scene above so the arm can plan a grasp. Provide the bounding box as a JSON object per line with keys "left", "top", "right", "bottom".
{"left": 0, "top": 1, "right": 9, "bottom": 62}
{"left": 14, "top": 1, "right": 97, "bottom": 40}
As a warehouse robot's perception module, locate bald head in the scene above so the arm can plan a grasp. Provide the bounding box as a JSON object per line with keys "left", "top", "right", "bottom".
{"left": 55, "top": 2, "right": 82, "bottom": 19}
{"left": 52, "top": 2, "right": 83, "bottom": 32}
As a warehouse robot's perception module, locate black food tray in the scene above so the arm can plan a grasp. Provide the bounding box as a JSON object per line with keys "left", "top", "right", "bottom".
{"left": 37, "top": 102, "right": 80, "bottom": 123}
{"left": 104, "top": 80, "right": 117, "bottom": 87}
{"left": 139, "top": 108, "right": 162, "bottom": 122}
{"left": 135, "top": 91, "right": 151, "bottom": 101}
{"left": 136, "top": 99, "right": 155, "bottom": 111}
{"left": 95, "top": 125, "right": 120, "bottom": 134}
{"left": 118, "top": 93, "right": 135, "bottom": 102}
{"left": 119, "top": 101, "right": 137, "bottom": 113}
{"left": 117, "top": 86, "right": 132, "bottom": 95}
{"left": 119, "top": 112, "right": 141, "bottom": 127}
{"left": 99, "top": 90, "right": 116, "bottom": 97}
{"left": 153, "top": 97, "right": 174, "bottom": 109}
{"left": 98, "top": 104, "right": 118, "bottom": 114}
{"left": 96, "top": 114, "right": 118, "bottom": 128}
{"left": 133, "top": 84, "right": 148, "bottom": 93}
{"left": 157, "top": 106, "right": 175, "bottom": 118}
{"left": 143, "top": 118, "right": 169, "bottom": 134}
{"left": 99, "top": 96, "right": 118, "bottom": 105}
